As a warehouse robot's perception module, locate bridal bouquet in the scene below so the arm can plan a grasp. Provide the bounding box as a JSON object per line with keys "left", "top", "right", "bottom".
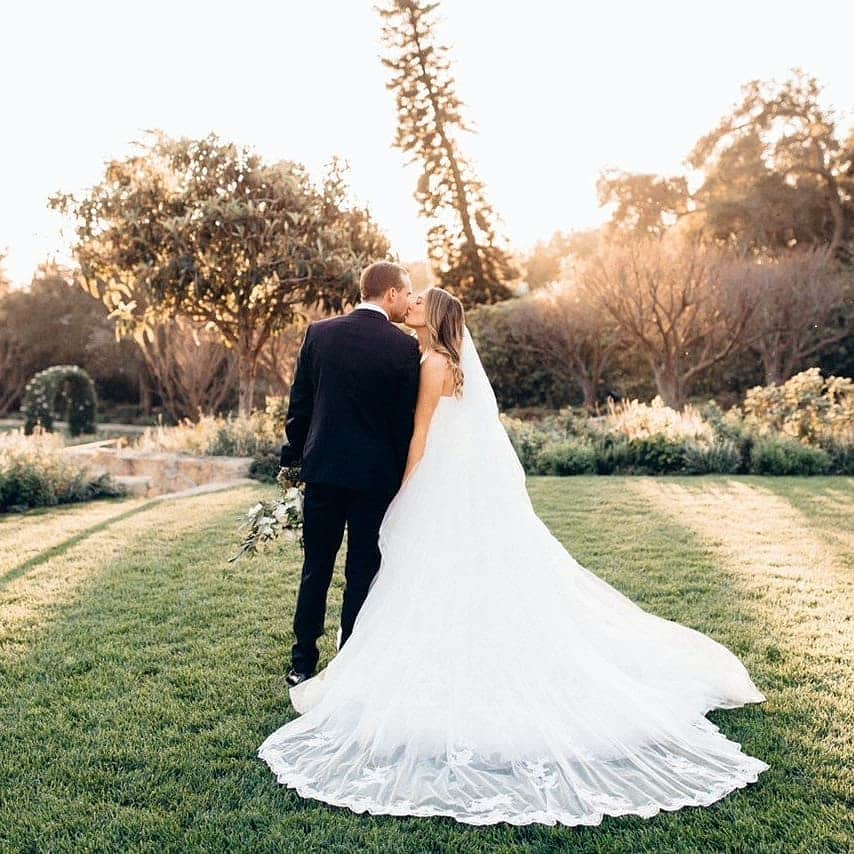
{"left": 229, "top": 465, "right": 305, "bottom": 562}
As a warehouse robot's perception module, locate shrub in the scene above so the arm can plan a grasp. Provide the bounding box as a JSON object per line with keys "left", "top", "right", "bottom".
{"left": 0, "top": 463, "right": 58, "bottom": 509}
{"left": 742, "top": 368, "right": 853, "bottom": 449}
{"left": 586, "top": 433, "right": 688, "bottom": 475}
{"left": 682, "top": 439, "right": 743, "bottom": 474}
{"left": 749, "top": 436, "right": 832, "bottom": 476}
{"left": 536, "top": 440, "right": 597, "bottom": 475}
{"left": 826, "top": 444, "right": 854, "bottom": 475}
{"left": 622, "top": 436, "right": 687, "bottom": 474}
{"left": 590, "top": 434, "right": 631, "bottom": 475}
{"left": 698, "top": 401, "right": 754, "bottom": 473}
{"left": 0, "top": 430, "right": 123, "bottom": 512}
{"left": 249, "top": 452, "right": 282, "bottom": 484}
{"left": 502, "top": 378, "right": 850, "bottom": 476}
{"left": 596, "top": 396, "right": 715, "bottom": 443}
{"left": 21, "top": 364, "right": 98, "bottom": 436}
{"left": 501, "top": 416, "right": 559, "bottom": 472}
{"left": 468, "top": 303, "right": 574, "bottom": 409}
{"left": 716, "top": 370, "right": 852, "bottom": 473}
{"left": 137, "top": 397, "right": 284, "bottom": 459}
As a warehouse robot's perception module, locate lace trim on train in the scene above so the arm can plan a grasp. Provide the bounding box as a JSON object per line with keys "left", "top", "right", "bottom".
{"left": 259, "top": 738, "right": 767, "bottom": 827}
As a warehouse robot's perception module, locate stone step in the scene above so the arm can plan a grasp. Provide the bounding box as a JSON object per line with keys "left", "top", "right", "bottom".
{"left": 152, "top": 478, "right": 256, "bottom": 502}
{"left": 113, "top": 474, "right": 154, "bottom": 497}
{"left": 67, "top": 447, "right": 254, "bottom": 496}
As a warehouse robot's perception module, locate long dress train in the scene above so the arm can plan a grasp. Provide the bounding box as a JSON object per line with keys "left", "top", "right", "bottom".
{"left": 258, "top": 334, "right": 767, "bottom": 827}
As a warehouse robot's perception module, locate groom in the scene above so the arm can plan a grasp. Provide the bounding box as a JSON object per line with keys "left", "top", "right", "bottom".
{"left": 281, "top": 261, "right": 421, "bottom": 687}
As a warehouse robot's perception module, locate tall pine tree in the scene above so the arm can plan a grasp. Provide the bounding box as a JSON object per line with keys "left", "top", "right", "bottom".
{"left": 378, "top": 0, "right": 518, "bottom": 307}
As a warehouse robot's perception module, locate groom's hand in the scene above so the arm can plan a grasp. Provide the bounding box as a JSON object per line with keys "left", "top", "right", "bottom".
{"left": 280, "top": 442, "right": 301, "bottom": 468}
{"left": 277, "top": 463, "right": 303, "bottom": 489}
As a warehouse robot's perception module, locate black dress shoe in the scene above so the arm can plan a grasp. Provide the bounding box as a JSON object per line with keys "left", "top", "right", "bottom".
{"left": 285, "top": 669, "right": 313, "bottom": 688}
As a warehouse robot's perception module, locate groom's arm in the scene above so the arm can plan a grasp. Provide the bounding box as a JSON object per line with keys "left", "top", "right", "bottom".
{"left": 282, "top": 325, "right": 314, "bottom": 465}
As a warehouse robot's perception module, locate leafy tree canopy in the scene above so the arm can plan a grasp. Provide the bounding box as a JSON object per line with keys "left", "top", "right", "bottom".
{"left": 52, "top": 132, "right": 391, "bottom": 413}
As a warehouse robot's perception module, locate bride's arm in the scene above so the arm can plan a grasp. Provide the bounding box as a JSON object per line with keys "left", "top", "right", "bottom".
{"left": 401, "top": 353, "right": 446, "bottom": 484}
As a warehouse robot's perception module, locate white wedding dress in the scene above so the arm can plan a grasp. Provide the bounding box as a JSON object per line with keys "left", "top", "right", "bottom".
{"left": 258, "top": 329, "right": 768, "bottom": 826}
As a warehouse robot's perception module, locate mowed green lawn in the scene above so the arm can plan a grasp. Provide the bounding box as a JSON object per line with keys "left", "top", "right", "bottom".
{"left": 0, "top": 477, "right": 851, "bottom": 853}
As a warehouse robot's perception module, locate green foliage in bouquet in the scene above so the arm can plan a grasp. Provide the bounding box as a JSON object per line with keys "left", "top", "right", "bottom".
{"left": 229, "top": 465, "right": 305, "bottom": 562}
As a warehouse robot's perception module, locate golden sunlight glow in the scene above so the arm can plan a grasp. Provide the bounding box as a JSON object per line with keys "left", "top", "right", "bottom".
{"left": 1, "top": 0, "right": 850, "bottom": 285}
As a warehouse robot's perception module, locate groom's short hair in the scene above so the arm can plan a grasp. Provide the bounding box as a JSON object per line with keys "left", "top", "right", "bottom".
{"left": 360, "top": 261, "right": 408, "bottom": 300}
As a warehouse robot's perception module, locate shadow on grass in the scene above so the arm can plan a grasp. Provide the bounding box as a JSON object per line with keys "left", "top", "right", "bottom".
{"left": 0, "top": 500, "right": 157, "bottom": 589}
{"left": 0, "top": 477, "right": 849, "bottom": 852}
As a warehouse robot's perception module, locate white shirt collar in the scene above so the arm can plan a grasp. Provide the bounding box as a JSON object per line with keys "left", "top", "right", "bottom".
{"left": 354, "top": 302, "right": 389, "bottom": 320}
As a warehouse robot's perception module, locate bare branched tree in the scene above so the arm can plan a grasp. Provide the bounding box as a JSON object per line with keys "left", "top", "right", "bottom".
{"left": 139, "top": 318, "right": 238, "bottom": 421}
{"left": 733, "top": 248, "right": 852, "bottom": 385}
{"left": 582, "top": 238, "right": 755, "bottom": 409}
{"left": 505, "top": 284, "right": 622, "bottom": 411}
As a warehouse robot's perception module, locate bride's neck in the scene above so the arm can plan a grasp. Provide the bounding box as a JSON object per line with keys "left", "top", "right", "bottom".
{"left": 415, "top": 328, "right": 431, "bottom": 352}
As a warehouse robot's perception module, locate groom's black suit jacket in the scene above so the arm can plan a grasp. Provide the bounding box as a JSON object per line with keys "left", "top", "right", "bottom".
{"left": 281, "top": 308, "right": 421, "bottom": 493}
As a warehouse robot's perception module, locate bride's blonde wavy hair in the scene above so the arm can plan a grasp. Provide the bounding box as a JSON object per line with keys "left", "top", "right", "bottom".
{"left": 424, "top": 287, "right": 465, "bottom": 397}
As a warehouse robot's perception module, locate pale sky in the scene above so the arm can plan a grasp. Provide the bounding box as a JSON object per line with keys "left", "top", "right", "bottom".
{"left": 1, "top": 0, "right": 851, "bottom": 286}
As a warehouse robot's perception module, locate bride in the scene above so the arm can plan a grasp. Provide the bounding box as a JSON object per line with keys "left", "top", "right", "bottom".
{"left": 258, "top": 287, "right": 768, "bottom": 827}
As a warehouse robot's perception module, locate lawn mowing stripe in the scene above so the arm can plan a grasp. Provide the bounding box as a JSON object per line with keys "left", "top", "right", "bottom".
{"left": 0, "top": 477, "right": 850, "bottom": 853}
{"left": 0, "top": 485, "right": 259, "bottom": 661}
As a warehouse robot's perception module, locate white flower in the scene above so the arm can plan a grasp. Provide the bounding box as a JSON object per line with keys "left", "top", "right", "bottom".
{"left": 284, "top": 486, "right": 304, "bottom": 515}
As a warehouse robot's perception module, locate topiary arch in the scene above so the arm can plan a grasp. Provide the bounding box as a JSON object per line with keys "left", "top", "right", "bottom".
{"left": 22, "top": 365, "right": 98, "bottom": 437}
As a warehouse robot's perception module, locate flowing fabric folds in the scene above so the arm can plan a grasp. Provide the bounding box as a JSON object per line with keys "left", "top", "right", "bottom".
{"left": 259, "top": 330, "right": 767, "bottom": 826}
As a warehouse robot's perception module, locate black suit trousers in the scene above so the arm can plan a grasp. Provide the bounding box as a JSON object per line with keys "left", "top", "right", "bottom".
{"left": 291, "top": 481, "right": 395, "bottom": 673}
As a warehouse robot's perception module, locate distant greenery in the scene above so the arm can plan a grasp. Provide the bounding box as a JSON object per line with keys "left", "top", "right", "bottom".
{"left": 0, "top": 478, "right": 850, "bottom": 851}
{"left": 503, "top": 370, "right": 853, "bottom": 476}
{"left": 135, "top": 397, "right": 285, "bottom": 467}
{"left": 0, "top": 429, "right": 122, "bottom": 512}
{"left": 130, "top": 372, "right": 852, "bottom": 480}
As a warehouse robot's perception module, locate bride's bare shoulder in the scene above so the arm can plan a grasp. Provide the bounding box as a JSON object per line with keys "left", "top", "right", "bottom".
{"left": 419, "top": 351, "right": 451, "bottom": 394}
{"left": 420, "top": 350, "right": 449, "bottom": 373}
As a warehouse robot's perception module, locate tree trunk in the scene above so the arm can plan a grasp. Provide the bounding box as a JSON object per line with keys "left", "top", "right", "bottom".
{"left": 237, "top": 350, "right": 257, "bottom": 417}
{"left": 653, "top": 366, "right": 687, "bottom": 410}
{"left": 762, "top": 360, "right": 785, "bottom": 387}
{"left": 138, "top": 365, "right": 152, "bottom": 414}
{"left": 579, "top": 376, "right": 598, "bottom": 412}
